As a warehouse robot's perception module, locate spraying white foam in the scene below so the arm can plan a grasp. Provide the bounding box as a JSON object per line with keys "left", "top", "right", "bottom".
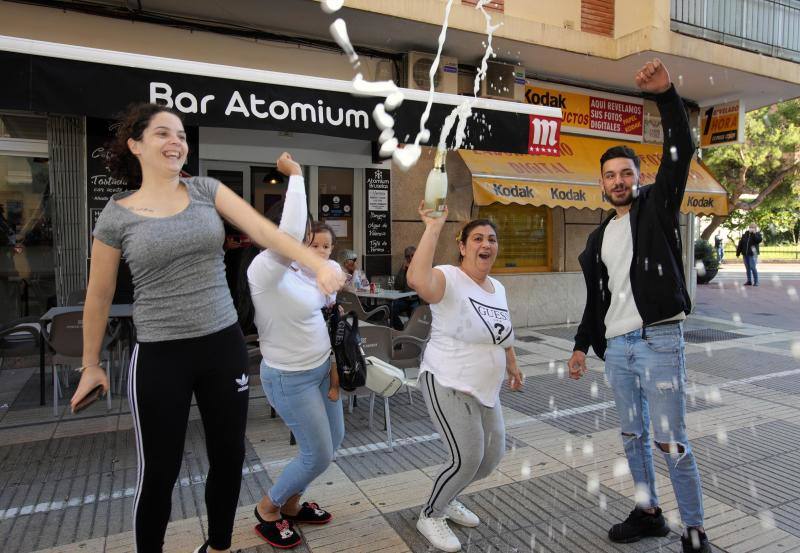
{"left": 321, "top": 0, "right": 344, "bottom": 14}
{"left": 384, "top": 91, "right": 405, "bottom": 111}
{"left": 352, "top": 74, "right": 398, "bottom": 96}
{"left": 329, "top": 19, "right": 358, "bottom": 64}
{"left": 372, "top": 104, "right": 394, "bottom": 130}
{"left": 437, "top": 0, "right": 502, "bottom": 152}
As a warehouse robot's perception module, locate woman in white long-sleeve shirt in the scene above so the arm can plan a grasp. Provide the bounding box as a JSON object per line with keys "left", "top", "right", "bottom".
{"left": 247, "top": 153, "right": 344, "bottom": 549}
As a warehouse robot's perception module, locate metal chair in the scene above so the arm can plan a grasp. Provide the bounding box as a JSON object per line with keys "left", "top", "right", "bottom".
{"left": 358, "top": 325, "right": 426, "bottom": 448}
{"left": 0, "top": 315, "right": 41, "bottom": 370}
{"left": 337, "top": 290, "right": 390, "bottom": 325}
{"left": 392, "top": 304, "right": 431, "bottom": 367}
{"left": 42, "top": 311, "right": 122, "bottom": 416}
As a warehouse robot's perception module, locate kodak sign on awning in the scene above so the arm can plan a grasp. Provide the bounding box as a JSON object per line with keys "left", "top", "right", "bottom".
{"left": 460, "top": 134, "right": 728, "bottom": 216}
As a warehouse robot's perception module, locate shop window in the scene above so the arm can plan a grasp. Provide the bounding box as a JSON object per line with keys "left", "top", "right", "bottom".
{"left": 0, "top": 155, "right": 55, "bottom": 324}
{"left": 0, "top": 114, "right": 47, "bottom": 140}
{"left": 477, "top": 203, "right": 551, "bottom": 272}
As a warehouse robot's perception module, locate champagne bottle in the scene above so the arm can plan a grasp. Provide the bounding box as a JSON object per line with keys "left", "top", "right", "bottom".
{"left": 423, "top": 148, "right": 448, "bottom": 217}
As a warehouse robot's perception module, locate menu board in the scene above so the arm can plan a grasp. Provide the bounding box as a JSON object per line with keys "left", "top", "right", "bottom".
{"left": 86, "top": 117, "right": 136, "bottom": 252}
{"left": 365, "top": 168, "right": 390, "bottom": 255}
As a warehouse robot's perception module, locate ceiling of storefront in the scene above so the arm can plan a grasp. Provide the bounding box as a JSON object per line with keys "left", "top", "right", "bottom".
{"left": 10, "top": 0, "right": 800, "bottom": 110}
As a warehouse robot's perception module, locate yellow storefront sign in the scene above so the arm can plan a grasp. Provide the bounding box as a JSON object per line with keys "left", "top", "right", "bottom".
{"left": 700, "top": 100, "right": 744, "bottom": 148}
{"left": 461, "top": 134, "right": 728, "bottom": 216}
{"left": 525, "top": 80, "right": 644, "bottom": 141}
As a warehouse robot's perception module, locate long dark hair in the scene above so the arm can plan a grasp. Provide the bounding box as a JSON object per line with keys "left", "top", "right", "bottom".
{"left": 457, "top": 218, "right": 499, "bottom": 262}
{"left": 107, "top": 103, "right": 183, "bottom": 186}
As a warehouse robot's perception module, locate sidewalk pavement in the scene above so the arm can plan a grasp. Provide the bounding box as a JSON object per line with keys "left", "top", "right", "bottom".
{"left": 0, "top": 291, "right": 798, "bottom": 552}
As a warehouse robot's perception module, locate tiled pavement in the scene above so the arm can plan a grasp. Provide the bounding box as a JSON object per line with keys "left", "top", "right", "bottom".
{"left": 1, "top": 309, "right": 799, "bottom": 552}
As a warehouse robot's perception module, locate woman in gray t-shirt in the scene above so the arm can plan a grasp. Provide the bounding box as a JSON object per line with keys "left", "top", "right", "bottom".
{"left": 70, "top": 103, "right": 343, "bottom": 553}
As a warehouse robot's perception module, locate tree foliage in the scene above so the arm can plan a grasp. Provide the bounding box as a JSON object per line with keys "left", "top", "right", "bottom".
{"left": 700, "top": 99, "right": 800, "bottom": 240}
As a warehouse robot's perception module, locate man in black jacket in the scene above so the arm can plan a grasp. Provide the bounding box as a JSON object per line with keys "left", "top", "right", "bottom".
{"left": 736, "top": 223, "right": 762, "bottom": 286}
{"left": 567, "top": 60, "right": 709, "bottom": 553}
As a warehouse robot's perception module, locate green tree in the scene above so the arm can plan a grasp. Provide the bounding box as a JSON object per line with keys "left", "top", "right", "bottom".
{"left": 700, "top": 99, "right": 800, "bottom": 241}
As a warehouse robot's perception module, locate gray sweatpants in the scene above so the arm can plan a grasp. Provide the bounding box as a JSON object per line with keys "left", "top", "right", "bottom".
{"left": 419, "top": 371, "right": 506, "bottom": 517}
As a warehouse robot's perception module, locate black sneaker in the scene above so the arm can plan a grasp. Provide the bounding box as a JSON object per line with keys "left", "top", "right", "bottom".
{"left": 744, "top": 282, "right": 753, "bottom": 286}
{"left": 281, "top": 501, "right": 333, "bottom": 524}
{"left": 681, "top": 528, "right": 711, "bottom": 552}
{"left": 608, "top": 506, "right": 670, "bottom": 543}
{"left": 254, "top": 518, "right": 302, "bottom": 549}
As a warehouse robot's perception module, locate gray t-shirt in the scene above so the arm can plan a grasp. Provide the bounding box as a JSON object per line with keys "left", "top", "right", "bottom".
{"left": 93, "top": 177, "right": 237, "bottom": 342}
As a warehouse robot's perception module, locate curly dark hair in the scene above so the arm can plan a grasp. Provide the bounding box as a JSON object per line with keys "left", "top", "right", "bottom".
{"left": 106, "top": 103, "right": 183, "bottom": 186}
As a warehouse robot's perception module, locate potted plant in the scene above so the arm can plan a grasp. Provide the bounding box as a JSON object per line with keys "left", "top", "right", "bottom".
{"left": 694, "top": 239, "right": 719, "bottom": 284}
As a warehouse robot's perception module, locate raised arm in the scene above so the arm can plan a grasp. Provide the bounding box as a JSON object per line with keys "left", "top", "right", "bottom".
{"left": 636, "top": 59, "right": 694, "bottom": 214}
{"left": 70, "top": 239, "right": 120, "bottom": 411}
{"left": 406, "top": 202, "right": 447, "bottom": 304}
{"left": 215, "top": 153, "right": 344, "bottom": 295}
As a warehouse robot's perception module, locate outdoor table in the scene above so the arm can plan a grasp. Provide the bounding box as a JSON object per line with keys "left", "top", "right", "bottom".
{"left": 38, "top": 304, "right": 133, "bottom": 406}
{"left": 353, "top": 290, "right": 418, "bottom": 301}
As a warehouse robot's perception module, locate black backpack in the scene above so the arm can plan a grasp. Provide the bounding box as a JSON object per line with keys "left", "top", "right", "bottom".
{"left": 324, "top": 306, "right": 367, "bottom": 391}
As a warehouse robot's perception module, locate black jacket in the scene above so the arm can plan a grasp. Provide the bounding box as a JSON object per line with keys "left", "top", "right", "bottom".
{"left": 736, "top": 231, "right": 762, "bottom": 257}
{"left": 574, "top": 85, "right": 694, "bottom": 360}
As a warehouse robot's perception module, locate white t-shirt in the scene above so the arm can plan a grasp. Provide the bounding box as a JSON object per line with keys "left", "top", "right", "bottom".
{"left": 602, "top": 213, "right": 644, "bottom": 338}
{"left": 248, "top": 175, "right": 339, "bottom": 371}
{"left": 420, "top": 265, "right": 514, "bottom": 407}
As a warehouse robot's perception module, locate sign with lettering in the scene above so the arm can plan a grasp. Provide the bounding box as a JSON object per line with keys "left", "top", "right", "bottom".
{"left": 0, "top": 51, "right": 546, "bottom": 156}
{"left": 319, "top": 194, "right": 352, "bottom": 218}
{"left": 525, "top": 80, "right": 643, "bottom": 141}
{"left": 365, "top": 169, "right": 391, "bottom": 255}
{"left": 700, "top": 100, "right": 744, "bottom": 148}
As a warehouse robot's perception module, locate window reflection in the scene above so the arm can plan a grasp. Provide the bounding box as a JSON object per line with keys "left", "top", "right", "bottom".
{"left": 0, "top": 156, "right": 54, "bottom": 324}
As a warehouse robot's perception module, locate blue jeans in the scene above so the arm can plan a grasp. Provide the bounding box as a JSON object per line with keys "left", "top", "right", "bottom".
{"left": 260, "top": 358, "right": 345, "bottom": 506}
{"left": 743, "top": 255, "right": 758, "bottom": 284}
{"left": 605, "top": 323, "right": 704, "bottom": 527}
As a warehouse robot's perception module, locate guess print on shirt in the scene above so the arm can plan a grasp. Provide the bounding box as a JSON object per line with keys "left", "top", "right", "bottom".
{"left": 469, "top": 298, "right": 513, "bottom": 345}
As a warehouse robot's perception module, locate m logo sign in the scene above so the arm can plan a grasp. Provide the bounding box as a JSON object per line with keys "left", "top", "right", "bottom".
{"left": 528, "top": 115, "right": 561, "bottom": 156}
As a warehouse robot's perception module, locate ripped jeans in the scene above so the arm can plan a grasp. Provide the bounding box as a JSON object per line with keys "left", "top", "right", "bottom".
{"left": 605, "top": 323, "right": 704, "bottom": 527}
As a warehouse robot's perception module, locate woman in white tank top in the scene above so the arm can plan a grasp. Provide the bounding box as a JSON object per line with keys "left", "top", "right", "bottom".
{"left": 406, "top": 203, "right": 524, "bottom": 552}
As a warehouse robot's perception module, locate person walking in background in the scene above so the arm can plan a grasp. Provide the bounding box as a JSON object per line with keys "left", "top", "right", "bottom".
{"left": 714, "top": 233, "right": 723, "bottom": 261}
{"left": 247, "top": 153, "right": 345, "bottom": 549}
{"left": 391, "top": 245, "right": 420, "bottom": 330}
{"left": 567, "top": 59, "right": 710, "bottom": 553}
{"left": 736, "top": 223, "right": 762, "bottom": 286}
{"left": 407, "top": 205, "right": 523, "bottom": 552}
{"left": 71, "top": 104, "right": 343, "bottom": 553}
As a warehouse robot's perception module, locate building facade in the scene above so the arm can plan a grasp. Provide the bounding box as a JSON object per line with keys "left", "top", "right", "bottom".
{"left": 1, "top": 0, "right": 798, "bottom": 326}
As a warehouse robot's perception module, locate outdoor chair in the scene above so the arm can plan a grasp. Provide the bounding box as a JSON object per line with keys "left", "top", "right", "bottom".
{"left": 337, "top": 290, "right": 390, "bottom": 325}
{"left": 392, "top": 304, "right": 431, "bottom": 367}
{"left": 42, "top": 310, "right": 123, "bottom": 416}
{"left": 356, "top": 325, "right": 426, "bottom": 448}
{"left": 0, "top": 315, "right": 41, "bottom": 370}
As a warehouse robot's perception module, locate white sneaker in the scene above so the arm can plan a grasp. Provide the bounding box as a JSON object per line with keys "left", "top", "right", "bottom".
{"left": 416, "top": 511, "right": 462, "bottom": 552}
{"left": 444, "top": 500, "right": 480, "bottom": 527}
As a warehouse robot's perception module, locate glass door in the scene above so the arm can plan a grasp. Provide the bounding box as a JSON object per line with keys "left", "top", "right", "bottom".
{"left": 318, "top": 167, "right": 355, "bottom": 263}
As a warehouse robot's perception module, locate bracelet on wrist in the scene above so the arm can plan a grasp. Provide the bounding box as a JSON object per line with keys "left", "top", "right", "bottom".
{"left": 75, "top": 362, "right": 104, "bottom": 373}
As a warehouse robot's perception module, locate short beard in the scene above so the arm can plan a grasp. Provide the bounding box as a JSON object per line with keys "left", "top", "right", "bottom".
{"left": 607, "top": 192, "right": 633, "bottom": 207}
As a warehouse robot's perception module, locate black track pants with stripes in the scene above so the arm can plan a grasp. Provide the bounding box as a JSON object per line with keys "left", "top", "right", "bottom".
{"left": 419, "top": 371, "right": 506, "bottom": 518}
{"left": 128, "top": 323, "right": 249, "bottom": 552}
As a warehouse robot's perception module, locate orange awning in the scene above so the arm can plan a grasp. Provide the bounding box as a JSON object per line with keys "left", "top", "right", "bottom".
{"left": 460, "top": 134, "right": 728, "bottom": 216}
